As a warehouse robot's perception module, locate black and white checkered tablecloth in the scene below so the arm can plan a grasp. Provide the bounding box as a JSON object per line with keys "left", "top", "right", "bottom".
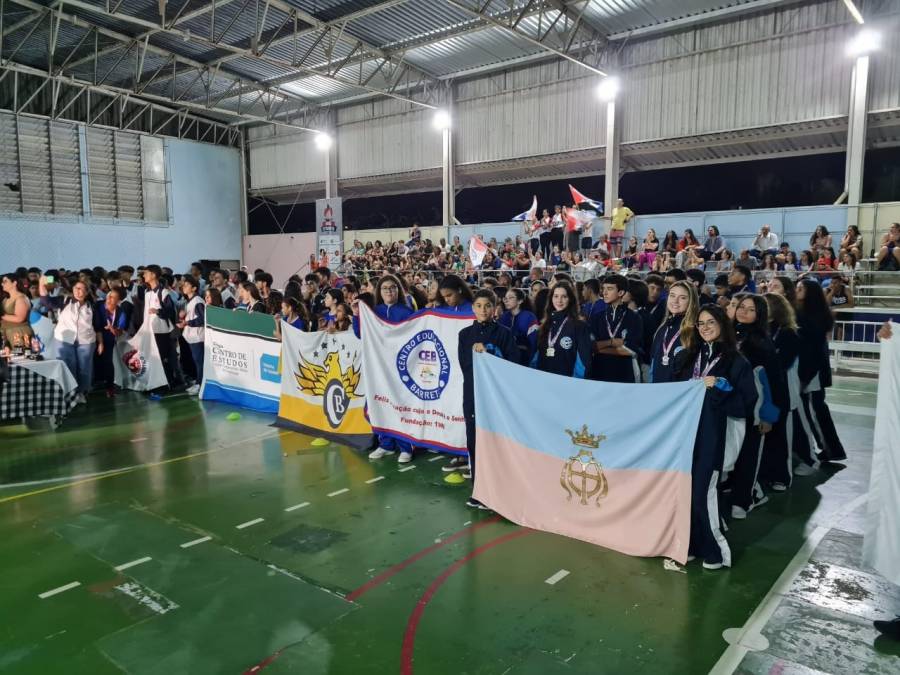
{"left": 0, "top": 364, "right": 78, "bottom": 421}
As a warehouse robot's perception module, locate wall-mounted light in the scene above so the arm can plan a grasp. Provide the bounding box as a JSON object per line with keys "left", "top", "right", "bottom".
{"left": 433, "top": 109, "right": 451, "bottom": 131}
{"left": 314, "top": 132, "right": 333, "bottom": 150}
{"left": 596, "top": 77, "right": 620, "bottom": 102}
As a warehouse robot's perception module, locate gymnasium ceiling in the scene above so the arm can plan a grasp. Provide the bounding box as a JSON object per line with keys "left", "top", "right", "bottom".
{"left": 0, "top": 0, "right": 792, "bottom": 129}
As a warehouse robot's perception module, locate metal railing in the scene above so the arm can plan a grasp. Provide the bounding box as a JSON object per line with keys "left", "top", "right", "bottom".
{"left": 830, "top": 320, "right": 883, "bottom": 374}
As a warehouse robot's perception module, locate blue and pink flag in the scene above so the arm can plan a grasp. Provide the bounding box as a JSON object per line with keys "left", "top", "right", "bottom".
{"left": 472, "top": 353, "right": 705, "bottom": 563}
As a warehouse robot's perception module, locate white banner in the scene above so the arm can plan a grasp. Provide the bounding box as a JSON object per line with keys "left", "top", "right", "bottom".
{"left": 863, "top": 323, "right": 900, "bottom": 584}
{"left": 359, "top": 304, "right": 469, "bottom": 453}
{"left": 113, "top": 325, "right": 169, "bottom": 392}
{"left": 316, "top": 198, "right": 343, "bottom": 262}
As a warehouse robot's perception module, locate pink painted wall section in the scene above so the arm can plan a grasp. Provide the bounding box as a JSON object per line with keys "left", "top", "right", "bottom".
{"left": 242, "top": 233, "right": 317, "bottom": 288}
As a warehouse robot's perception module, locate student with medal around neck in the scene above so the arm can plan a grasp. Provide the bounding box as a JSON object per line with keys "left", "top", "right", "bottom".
{"left": 530, "top": 281, "right": 592, "bottom": 379}
{"left": 649, "top": 280, "right": 699, "bottom": 383}
{"left": 588, "top": 274, "right": 644, "bottom": 383}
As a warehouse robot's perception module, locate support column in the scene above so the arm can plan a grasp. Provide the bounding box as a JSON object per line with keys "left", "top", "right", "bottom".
{"left": 603, "top": 99, "right": 619, "bottom": 219}
{"left": 844, "top": 54, "right": 870, "bottom": 208}
{"left": 324, "top": 131, "right": 338, "bottom": 199}
{"left": 441, "top": 125, "right": 455, "bottom": 227}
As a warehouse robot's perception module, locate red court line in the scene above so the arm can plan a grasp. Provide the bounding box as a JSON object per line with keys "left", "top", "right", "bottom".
{"left": 400, "top": 528, "right": 532, "bottom": 675}
{"left": 345, "top": 515, "right": 501, "bottom": 602}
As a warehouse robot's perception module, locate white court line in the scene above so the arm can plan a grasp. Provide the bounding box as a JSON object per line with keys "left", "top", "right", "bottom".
{"left": 545, "top": 569, "right": 570, "bottom": 585}
{"left": 38, "top": 581, "right": 81, "bottom": 599}
{"left": 130, "top": 437, "right": 148, "bottom": 443}
{"left": 709, "top": 492, "right": 868, "bottom": 675}
{"left": 235, "top": 518, "right": 265, "bottom": 530}
{"left": 115, "top": 556, "right": 152, "bottom": 571}
{"left": 327, "top": 488, "right": 350, "bottom": 497}
{"left": 828, "top": 403, "right": 875, "bottom": 418}
{"left": 284, "top": 502, "right": 310, "bottom": 512}
{"left": 398, "top": 466, "right": 416, "bottom": 473}
{"left": 180, "top": 536, "right": 212, "bottom": 549}
{"left": 365, "top": 476, "right": 385, "bottom": 484}
{"left": 428, "top": 455, "right": 444, "bottom": 462}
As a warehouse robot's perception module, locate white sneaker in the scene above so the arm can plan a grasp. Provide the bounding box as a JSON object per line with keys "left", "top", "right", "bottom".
{"left": 75, "top": 393, "right": 87, "bottom": 405}
{"left": 771, "top": 482, "right": 788, "bottom": 492}
{"left": 442, "top": 456, "right": 467, "bottom": 472}
{"left": 461, "top": 469, "right": 472, "bottom": 479}
{"left": 186, "top": 384, "right": 200, "bottom": 395}
{"left": 397, "top": 451, "right": 413, "bottom": 464}
{"left": 702, "top": 561, "right": 724, "bottom": 570}
{"left": 731, "top": 505, "right": 748, "bottom": 520}
{"left": 794, "top": 463, "right": 816, "bottom": 476}
{"left": 368, "top": 447, "right": 394, "bottom": 460}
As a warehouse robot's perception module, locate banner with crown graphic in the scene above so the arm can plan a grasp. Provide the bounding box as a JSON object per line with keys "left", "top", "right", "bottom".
{"left": 472, "top": 353, "right": 705, "bottom": 563}
{"left": 275, "top": 322, "right": 372, "bottom": 450}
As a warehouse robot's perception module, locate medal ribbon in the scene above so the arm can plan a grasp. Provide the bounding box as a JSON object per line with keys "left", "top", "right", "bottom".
{"left": 605, "top": 306, "right": 626, "bottom": 339}
{"left": 661, "top": 322, "right": 680, "bottom": 362}
{"left": 547, "top": 316, "right": 569, "bottom": 351}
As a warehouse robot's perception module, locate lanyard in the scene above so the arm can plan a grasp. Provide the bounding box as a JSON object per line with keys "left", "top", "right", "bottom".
{"left": 605, "top": 306, "right": 626, "bottom": 339}
{"left": 693, "top": 351, "right": 722, "bottom": 379}
{"left": 547, "top": 317, "right": 569, "bottom": 350}
{"left": 660, "top": 322, "right": 680, "bottom": 364}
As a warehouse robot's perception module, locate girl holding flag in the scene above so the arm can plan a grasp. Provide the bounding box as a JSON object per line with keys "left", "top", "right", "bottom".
{"left": 354, "top": 274, "right": 416, "bottom": 464}
{"left": 531, "top": 282, "right": 592, "bottom": 378}
{"left": 674, "top": 305, "right": 756, "bottom": 569}
{"left": 649, "top": 280, "right": 698, "bottom": 383}
{"left": 499, "top": 288, "right": 539, "bottom": 365}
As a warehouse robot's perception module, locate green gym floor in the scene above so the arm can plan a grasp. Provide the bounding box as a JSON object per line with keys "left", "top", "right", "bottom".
{"left": 1, "top": 376, "right": 897, "bottom": 675}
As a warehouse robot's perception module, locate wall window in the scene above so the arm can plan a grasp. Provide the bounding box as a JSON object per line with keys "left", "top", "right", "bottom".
{"left": 86, "top": 128, "right": 169, "bottom": 222}
{"left": 0, "top": 113, "right": 82, "bottom": 216}
{"left": 0, "top": 111, "right": 169, "bottom": 223}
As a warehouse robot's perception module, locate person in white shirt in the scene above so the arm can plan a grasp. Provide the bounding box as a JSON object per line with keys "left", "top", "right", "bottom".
{"left": 177, "top": 276, "right": 205, "bottom": 395}
{"left": 750, "top": 225, "right": 779, "bottom": 258}
{"left": 53, "top": 281, "right": 100, "bottom": 404}
{"left": 143, "top": 265, "right": 178, "bottom": 389}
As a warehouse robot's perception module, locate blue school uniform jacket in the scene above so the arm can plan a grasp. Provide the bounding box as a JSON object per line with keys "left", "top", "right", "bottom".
{"left": 499, "top": 309, "right": 539, "bottom": 366}
{"left": 589, "top": 304, "right": 644, "bottom": 383}
{"left": 649, "top": 314, "right": 685, "bottom": 383}
{"left": 458, "top": 321, "right": 518, "bottom": 416}
{"left": 530, "top": 311, "right": 592, "bottom": 378}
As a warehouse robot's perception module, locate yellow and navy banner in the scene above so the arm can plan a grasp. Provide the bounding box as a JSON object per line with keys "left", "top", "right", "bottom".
{"left": 275, "top": 322, "right": 372, "bottom": 449}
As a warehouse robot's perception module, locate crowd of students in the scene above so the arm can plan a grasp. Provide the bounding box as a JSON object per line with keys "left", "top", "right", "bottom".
{"left": 450, "top": 269, "right": 847, "bottom": 570}
{"left": 0, "top": 248, "right": 853, "bottom": 570}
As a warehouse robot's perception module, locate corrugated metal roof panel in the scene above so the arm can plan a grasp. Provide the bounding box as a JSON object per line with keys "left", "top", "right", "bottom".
{"left": 264, "top": 31, "right": 357, "bottom": 71}
{"left": 584, "top": 0, "right": 758, "bottom": 36}
{"left": 404, "top": 27, "right": 544, "bottom": 77}
{"left": 345, "top": 0, "right": 473, "bottom": 49}
{"left": 280, "top": 73, "right": 361, "bottom": 100}
{"left": 225, "top": 55, "right": 298, "bottom": 82}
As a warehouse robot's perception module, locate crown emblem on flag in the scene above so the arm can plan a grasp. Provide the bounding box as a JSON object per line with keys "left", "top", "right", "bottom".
{"left": 564, "top": 424, "right": 606, "bottom": 449}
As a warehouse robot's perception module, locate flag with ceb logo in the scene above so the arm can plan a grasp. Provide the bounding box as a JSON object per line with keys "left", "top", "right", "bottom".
{"left": 201, "top": 306, "right": 281, "bottom": 413}
{"left": 359, "top": 303, "right": 469, "bottom": 454}
{"left": 275, "top": 322, "right": 372, "bottom": 449}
